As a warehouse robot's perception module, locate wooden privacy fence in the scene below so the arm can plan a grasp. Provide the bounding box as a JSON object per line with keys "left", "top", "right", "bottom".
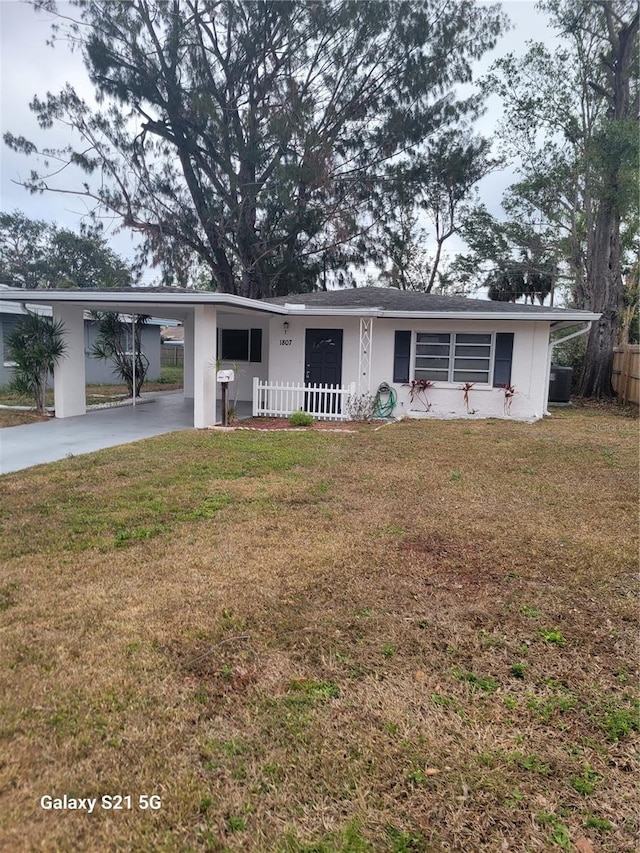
{"left": 612, "top": 344, "right": 639, "bottom": 405}
{"left": 253, "top": 377, "right": 357, "bottom": 420}
{"left": 160, "top": 343, "right": 184, "bottom": 367}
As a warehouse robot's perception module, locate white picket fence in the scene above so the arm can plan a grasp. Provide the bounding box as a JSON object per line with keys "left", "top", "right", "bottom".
{"left": 252, "top": 377, "right": 356, "bottom": 420}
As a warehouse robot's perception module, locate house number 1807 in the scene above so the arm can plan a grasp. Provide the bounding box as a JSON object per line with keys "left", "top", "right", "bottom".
{"left": 279, "top": 339, "right": 292, "bottom": 346}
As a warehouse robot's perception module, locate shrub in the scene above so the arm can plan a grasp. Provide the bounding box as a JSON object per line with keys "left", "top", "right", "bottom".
{"left": 90, "top": 312, "right": 150, "bottom": 398}
{"left": 552, "top": 334, "right": 586, "bottom": 392}
{"left": 289, "top": 410, "right": 314, "bottom": 426}
{"left": 6, "top": 312, "right": 67, "bottom": 414}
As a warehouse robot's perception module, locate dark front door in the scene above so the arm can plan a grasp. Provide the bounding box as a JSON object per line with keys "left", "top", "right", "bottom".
{"left": 304, "top": 328, "right": 343, "bottom": 414}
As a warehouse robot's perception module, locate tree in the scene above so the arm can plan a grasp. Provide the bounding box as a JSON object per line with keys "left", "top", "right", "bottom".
{"left": 453, "top": 204, "right": 557, "bottom": 304}
{"left": 0, "top": 211, "right": 137, "bottom": 289}
{"left": 6, "top": 312, "right": 68, "bottom": 413}
{"left": 578, "top": 1, "right": 639, "bottom": 396}
{"left": 621, "top": 257, "right": 639, "bottom": 344}
{"left": 486, "top": 258, "right": 554, "bottom": 304}
{"left": 47, "top": 228, "right": 135, "bottom": 289}
{"left": 90, "top": 313, "right": 150, "bottom": 397}
{"left": 5, "top": 0, "right": 507, "bottom": 298}
{"left": 483, "top": 0, "right": 639, "bottom": 397}
{"left": 0, "top": 211, "right": 49, "bottom": 289}
{"left": 378, "top": 208, "right": 432, "bottom": 291}
{"left": 378, "top": 131, "right": 495, "bottom": 293}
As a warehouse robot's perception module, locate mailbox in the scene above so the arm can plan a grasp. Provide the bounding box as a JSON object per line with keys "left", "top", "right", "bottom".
{"left": 216, "top": 369, "right": 235, "bottom": 383}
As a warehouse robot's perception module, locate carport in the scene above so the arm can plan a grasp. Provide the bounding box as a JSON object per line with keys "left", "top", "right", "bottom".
{"left": 0, "top": 289, "right": 285, "bottom": 428}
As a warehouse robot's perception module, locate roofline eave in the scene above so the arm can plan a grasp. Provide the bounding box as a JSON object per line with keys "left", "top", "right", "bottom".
{"left": 0, "top": 289, "right": 602, "bottom": 322}
{"left": 0, "top": 289, "right": 287, "bottom": 315}
{"left": 375, "top": 310, "right": 602, "bottom": 322}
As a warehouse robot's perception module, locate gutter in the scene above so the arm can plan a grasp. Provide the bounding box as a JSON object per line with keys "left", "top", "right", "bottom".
{"left": 544, "top": 322, "right": 593, "bottom": 414}
{"left": 281, "top": 306, "right": 600, "bottom": 322}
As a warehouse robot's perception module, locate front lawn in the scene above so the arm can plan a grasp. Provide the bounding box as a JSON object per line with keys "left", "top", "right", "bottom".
{"left": 0, "top": 409, "right": 637, "bottom": 852}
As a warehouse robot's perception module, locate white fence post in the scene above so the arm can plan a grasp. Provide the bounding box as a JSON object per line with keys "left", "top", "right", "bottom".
{"left": 252, "top": 376, "right": 259, "bottom": 417}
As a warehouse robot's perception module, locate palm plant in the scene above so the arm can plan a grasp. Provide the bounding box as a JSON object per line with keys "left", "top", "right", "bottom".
{"left": 90, "top": 312, "right": 149, "bottom": 397}
{"left": 6, "top": 312, "right": 67, "bottom": 414}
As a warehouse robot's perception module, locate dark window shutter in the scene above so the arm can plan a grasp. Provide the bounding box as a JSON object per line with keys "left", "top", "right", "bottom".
{"left": 393, "top": 330, "right": 411, "bottom": 383}
{"left": 249, "top": 328, "right": 262, "bottom": 363}
{"left": 493, "top": 333, "right": 514, "bottom": 387}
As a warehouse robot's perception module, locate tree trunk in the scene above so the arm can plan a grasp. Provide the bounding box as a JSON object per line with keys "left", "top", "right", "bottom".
{"left": 577, "top": 5, "right": 638, "bottom": 400}
{"left": 36, "top": 368, "right": 48, "bottom": 415}
{"left": 578, "top": 199, "right": 622, "bottom": 397}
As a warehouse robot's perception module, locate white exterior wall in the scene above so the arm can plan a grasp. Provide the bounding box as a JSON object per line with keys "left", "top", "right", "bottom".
{"left": 216, "top": 312, "right": 270, "bottom": 402}
{"left": 369, "top": 318, "right": 550, "bottom": 421}
{"left": 267, "top": 315, "right": 551, "bottom": 421}
{"left": 0, "top": 315, "right": 15, "bottom": 386}
{"left": 84, "top": 323, "right": 161, "bottom": 384}
{"left": 1, "top": 313, "right": 161, "bottom": 387}
{"left": 268, "top": 315, "right": 362, "bottom": 386}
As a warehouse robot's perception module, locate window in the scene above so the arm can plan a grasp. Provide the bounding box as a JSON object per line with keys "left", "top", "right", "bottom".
{"left": 219, "top": 328, "right": 262, "bottom": 362}
{"left": 414, "top": 332, "right": 492, "bottom": 384}
{"left": 221, "top": 329, "right": 249, "bottom": 361}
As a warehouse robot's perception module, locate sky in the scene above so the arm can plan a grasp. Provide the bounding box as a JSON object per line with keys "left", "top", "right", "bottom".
{"left": 0, "top": 0, "right": 560, "bottom": 286}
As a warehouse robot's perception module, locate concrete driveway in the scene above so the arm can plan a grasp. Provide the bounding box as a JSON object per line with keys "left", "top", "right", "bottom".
{"left": 0, "top": 392, "right": 198, "bottom": 475}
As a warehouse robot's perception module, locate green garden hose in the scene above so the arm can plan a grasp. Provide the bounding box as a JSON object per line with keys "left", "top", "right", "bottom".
{"left": 374, "top": 382, "right": 397, "bottom": 418}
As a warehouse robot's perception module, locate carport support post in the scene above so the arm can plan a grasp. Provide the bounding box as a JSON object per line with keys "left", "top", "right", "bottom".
{"left": 193, "top": 305, "right": 217, "bottom": 428}
{"left": 53, "top": 304, "right": 86, "bottom": 418}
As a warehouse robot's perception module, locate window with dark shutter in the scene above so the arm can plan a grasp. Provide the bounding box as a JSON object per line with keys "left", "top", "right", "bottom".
{"left": 393, "top": 330, "right": 411, "bottom": 383}
{"left": 218, "top": 328, "right": 263, "bottom": 362}
{"left": 493, "top": 333, "right": 514, "bottom": 387}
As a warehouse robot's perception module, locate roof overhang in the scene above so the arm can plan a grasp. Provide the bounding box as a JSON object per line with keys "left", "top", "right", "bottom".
{"left": 377, "top": 310, "right": 600, "bottom": 321}
{"left": 550, "top": 319, "right": 599, "bottom": 330}
{"left": 0, "top": 289, "right": 601, "bottom": 324}
{"left": 283, "top": 306, "right": 601, "bottom": 322}
{"left": 0, "top": 289, "right": 287, "bottom": 322}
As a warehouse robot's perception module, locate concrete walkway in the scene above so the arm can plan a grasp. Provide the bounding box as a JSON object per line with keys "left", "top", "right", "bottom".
{"left": 1, "top": 392, "right": 255, "bottom": 475}
{"left": 0, "top": 392, "right": 199, "bottom": 475}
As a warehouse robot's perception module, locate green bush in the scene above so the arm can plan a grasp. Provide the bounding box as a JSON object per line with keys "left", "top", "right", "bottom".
{"left": 552, "top": 334, "right": 586, "bottom": 392}
{"left": 289, "top": 410, "right": 314, "bottom": 426}
{"left": 6, "top": 313, "right": 68, "bottom": 414}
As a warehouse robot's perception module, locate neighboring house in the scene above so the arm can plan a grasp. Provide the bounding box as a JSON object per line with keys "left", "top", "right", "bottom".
{"left": 0, "top": 286, "right": 600, "bottom": 425}
{"left": 0, "top": 301, "right": 161, "bottom": 387}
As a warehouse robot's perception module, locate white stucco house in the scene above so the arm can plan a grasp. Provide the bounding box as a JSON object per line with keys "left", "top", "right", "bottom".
{"left": 0, "top": 286, "right": 599, "bottom": 426}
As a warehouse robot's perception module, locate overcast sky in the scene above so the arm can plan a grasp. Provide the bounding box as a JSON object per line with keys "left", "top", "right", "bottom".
{"left": 0, "top": 0, "right": 560, "bottom": 284}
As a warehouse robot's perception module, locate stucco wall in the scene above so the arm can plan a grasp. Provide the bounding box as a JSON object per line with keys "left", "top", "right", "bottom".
{"left": 267, "top": 315, "right": 551, "bottom": 421}
{"left": 215, "top": 312, "right": 270, "bottom": 402}
{"left": 0, "top": 314, "right": 14, "bottom": 387}
{"left": 0, "top": 314, "right": 161, "bottom": 387}
{"left": 84, "top": 322, "right": 161, "bottom": 384}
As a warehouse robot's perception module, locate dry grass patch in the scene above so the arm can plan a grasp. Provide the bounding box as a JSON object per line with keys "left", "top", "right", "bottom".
{"left": 0, "top": 409, "right": 50, "bottom": 427}
{"left": 0, "top": 367, "right": 183, "bottom": 419}
{"left": 0, "top": 409, "right": 638, "bottom": 852}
